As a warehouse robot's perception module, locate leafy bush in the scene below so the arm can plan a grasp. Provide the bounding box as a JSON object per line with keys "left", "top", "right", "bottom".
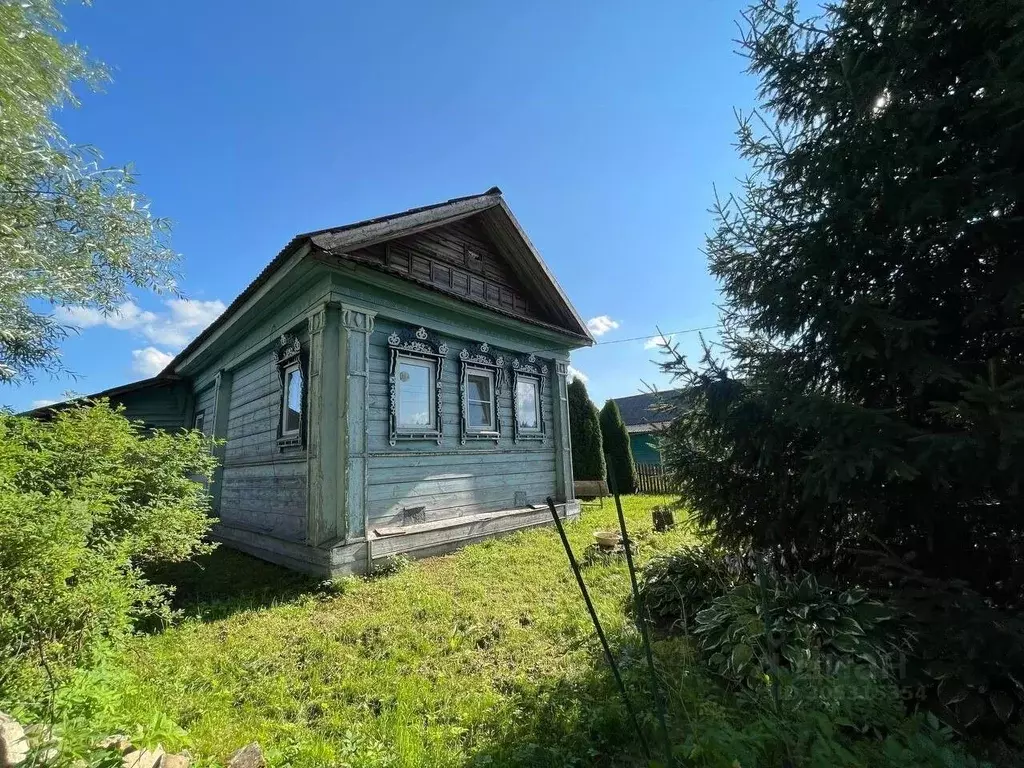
{"left": 694, "top": 571, "right": 902, "bottom": 689}
{"left": 636, "top": 545, "right": 734, "bottom": 633}
{"left": 568, "top": 378, "right": 605, "bottom": 481}
{"left": 676, "top": 667, "right": 987, "bottom": 768}
{"left": 0, "top": 401, "right": 217, "bottom": 708}
{"left": 599, "top": 399, "right": 636, "bottom": 494}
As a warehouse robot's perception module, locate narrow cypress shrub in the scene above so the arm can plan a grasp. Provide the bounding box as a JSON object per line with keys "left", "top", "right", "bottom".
{"left": 600, "top": 400, "right": 636, "bottom": 494}
{"left": 568, "top": 378, "right": 605, "bottom": 481}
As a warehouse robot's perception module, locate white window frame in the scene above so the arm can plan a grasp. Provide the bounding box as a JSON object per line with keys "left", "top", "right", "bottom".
{"left": 395, "top": 355, "right": 437, "bottom": 432}
{"left": 464, "top": 366, "right": 497, "bottom": 434}
{"left": 515, "top": 376, "right": 542, "bottom": 434}
{"left": 281, "top": 362, "right": 303, "bottom": 437}
{"left": 511, "top": 354, "right": 547, "bottom": 443}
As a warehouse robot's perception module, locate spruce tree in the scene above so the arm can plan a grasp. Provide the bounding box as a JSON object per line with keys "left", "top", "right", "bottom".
{"left": 662, "top": 0, "right": 1024, "bottom": 601}
{"left": 600, "top": 400, "right": 636, "bottom": 494}
{"left": 568, "top": 378, "right": 605, "bottom": 481}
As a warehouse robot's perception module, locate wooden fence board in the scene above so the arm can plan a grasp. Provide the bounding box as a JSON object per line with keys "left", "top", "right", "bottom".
{"left": 635, "top": 462, "right": 676, "bottom": 494}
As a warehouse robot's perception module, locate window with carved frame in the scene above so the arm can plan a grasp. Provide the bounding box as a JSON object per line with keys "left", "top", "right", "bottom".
{"left": 387, "top": 327, "right": 447, "bottom": 445}
{"left": 512, "top": 354, "right": 547, "bottom": 443}
{"left": 458, "top": 342, "right": 505, "bottom": 444}
{"left": 275, "top": 334, "right": 306, "bottom": 449}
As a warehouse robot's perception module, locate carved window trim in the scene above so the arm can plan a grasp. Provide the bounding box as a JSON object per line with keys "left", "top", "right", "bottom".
{"left": 512, "top": 354, "right": 547, "bottom": 443}
{"left": 458, "top": 342, "right": 507, "bottom": 445}
{"left": 388, "top": 327, "right": 447, "bottom": 446}
{"left": 275, "top": 334, "right": 306, "bottom": 450}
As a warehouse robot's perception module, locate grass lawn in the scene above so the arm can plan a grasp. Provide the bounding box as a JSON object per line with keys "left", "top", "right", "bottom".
{"left": 106, "top": 496, "right": 695, "bottom": 767}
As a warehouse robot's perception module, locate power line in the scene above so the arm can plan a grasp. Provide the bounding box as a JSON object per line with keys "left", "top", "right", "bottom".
{"left": 590, "top": 324, "right": 721, "bottom": 347}
{"left": 524, "top": 323, "right": 723, "bottom": 359}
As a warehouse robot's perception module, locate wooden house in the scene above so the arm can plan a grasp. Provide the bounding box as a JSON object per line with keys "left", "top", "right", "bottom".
{"left": 610, "top": 390, "right": 684, "bottom": 465}
{"left": 32, "top": 189, "right": 593, "bottom": 576}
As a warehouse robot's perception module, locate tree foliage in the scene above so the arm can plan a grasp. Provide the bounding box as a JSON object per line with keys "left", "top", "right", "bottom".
{"left": 0, "top": 402, "right": 216, "bottom": 708}
{"left": 568, "top": 378, "right": 605, "bottom": 481}
{"left": 661, "top": 0, "right": 1024, "bottom": 602}
{"left": 0, "top": 0, "right": 177, "bottom": 382}
{"left": 599, "top": 399, "right": 636, "bottom": 494}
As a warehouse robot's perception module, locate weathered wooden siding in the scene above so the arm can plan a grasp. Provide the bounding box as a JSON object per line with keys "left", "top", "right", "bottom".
{"left": 193, "top": 385, "right": 216, "bottom": 434}
{"left": 212, "top": 334, "right": 309, "bottom": 543}
{"left": 115, "top": 381, "right": 190, "bottom": 431}
{"left": 186, "top": 273, "right": 329, "bottom": 548}
{"left": 364, "top": 317, "right": 558, "bottom": 529}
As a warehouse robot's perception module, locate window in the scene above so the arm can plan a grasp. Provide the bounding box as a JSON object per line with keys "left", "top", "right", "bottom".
{"left": 387, "top": 327, "right": 446, "bottom": 445}
{"left": 465, "top": 368, "right": 496, "bottom": 432}
{"left": 193, "top": 410, "right": 206, "bottom": 434}
{"left": 282, "top": 363, "right": 303, "bottom": 436}
{"left": 516, "top": 378, "right": 540, "bottom": 431}
{"left": 396, "top": 356, "right": 435, "bottom": 430}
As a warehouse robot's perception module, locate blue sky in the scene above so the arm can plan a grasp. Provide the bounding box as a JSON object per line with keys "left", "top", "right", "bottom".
{"left": 9, "top": 0, "right": 757, "bottom": 411}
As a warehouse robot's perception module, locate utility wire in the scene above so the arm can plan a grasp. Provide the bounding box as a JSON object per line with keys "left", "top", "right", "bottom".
{"left": 523, "top": 323, "right": 723, "bottom": 359}
{"left": 589, "top": 324, "right": 721, "bottom": 347}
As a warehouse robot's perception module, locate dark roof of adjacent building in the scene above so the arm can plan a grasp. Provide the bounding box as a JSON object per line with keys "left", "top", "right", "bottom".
{"left": 19, "top": 375, "right": 183, "bottom": 419}
{"left": 611, "top": 389, "right": 685, "bottom": 434}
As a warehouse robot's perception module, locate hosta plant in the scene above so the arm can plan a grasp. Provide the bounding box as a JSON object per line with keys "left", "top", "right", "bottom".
{"left": 636, "top": 544, "right": 734, "bottom": 633}
{"left": 694, "top": 570, "right": 902, "bottom": 690}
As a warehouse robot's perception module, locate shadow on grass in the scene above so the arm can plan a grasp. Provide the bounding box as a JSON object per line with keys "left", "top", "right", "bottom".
{"left": 146, "top": 545, "right": 322, "bottom": 622}
{"left": 464, "top": 635, "right": 695, "bottom": 768}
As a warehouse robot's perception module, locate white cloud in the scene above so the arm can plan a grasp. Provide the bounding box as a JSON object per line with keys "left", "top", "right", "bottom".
{"left": 131, "top": 347, "right": 175, "bottom": 377}
{"left": 31, "top": 398, "right": 58, "bottom": 408}
{"left": 55, "top": 298, "right": 226, "bottom": 349}
{"left": 586, "top": 315, "right": 620, "bottom": 337}
{"left": 567, "top": 365, "right": 588, "bottom": 383}
{"left": 644, "top": 333, "right": 675, "bottom": 350}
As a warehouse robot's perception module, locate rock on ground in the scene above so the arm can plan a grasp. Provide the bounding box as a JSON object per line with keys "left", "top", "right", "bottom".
{"left": 122, "top": 746, "right": 165, "bottom": 768}
{"left": 0, "top": 713, "right": 28, "bottom": 768}
{"left": 160, "top": 753, "right": 191, "bottom": 768}
{"left": 227, "top": 743, "right": 265, "bottom": 768}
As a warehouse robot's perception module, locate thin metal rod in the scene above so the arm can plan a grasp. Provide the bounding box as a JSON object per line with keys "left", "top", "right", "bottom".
{"left": 545, "top": 497, "right": 652, "bottom": 760}
{"left": 607, "top": 462, "right": 675, "bottom": 766}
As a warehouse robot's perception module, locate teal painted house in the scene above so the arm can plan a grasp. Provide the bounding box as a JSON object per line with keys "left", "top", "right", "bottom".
{"left": 36, "top": 190, "right": 593, "bottom": 576}
{"left": 610, "top": 391, "right": 683, "bottom": 465}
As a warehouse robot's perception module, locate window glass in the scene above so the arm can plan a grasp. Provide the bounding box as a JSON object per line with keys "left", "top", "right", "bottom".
{"left": 398, "top": 358, "right": 434, "bottom": 429}
{"left": 283, "top": 366, "right": 303, "bottom": 434}
{"left": 466, "top": 370, "right": 494, "bottom": 430}
{"left": 193, "top": 410, "right": 205, "bottom": 434}
{"left": 516, "top": 378, "right": 540, "bottom": 430}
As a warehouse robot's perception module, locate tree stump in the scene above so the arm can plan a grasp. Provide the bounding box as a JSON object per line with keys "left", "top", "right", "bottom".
{"left": 652, "top": 507, "right": 675, "bottom": 532}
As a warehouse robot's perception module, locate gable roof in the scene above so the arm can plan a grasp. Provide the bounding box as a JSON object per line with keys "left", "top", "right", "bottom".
{"left": 163, "top": 187, "right": 591, "bottom": 375}
{"left": 611, "top": 389, "right": 686, "bottom": 434}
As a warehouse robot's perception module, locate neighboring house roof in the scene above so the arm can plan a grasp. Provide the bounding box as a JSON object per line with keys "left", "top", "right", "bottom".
{"left": 163, "top": 187, "right": 592, "bottom": 376}
{"left": 611, "top": 390, "right": 686, "bottom": 434}
{"left": 19, "top": 375, "right": 183, "bottom": 419}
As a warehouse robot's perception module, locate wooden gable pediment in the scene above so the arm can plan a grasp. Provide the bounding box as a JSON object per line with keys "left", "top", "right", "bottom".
{"left": 343, "top": 215, "right": 555, "bottom": 329}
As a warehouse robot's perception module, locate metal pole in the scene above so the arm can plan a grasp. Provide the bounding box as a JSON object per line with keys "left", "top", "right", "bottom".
{"left": 607, "top": 462, "right": 675, "bottom": 766}
{"left": 545, "top": 497, "right": 652, "bottom": 760}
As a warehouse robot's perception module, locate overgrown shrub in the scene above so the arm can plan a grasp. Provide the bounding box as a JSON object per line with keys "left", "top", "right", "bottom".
{"left": 694, "top": 571, "right": 902, "bottom": 690}
{"left": 599, "top": 399, "right": 635, "bottom": 494}
{"left": 0, "top": 401, "right": 217, "bottom": 709}
{"left": 568, "top": 378, "right": 605, "bottom": 481}
{"left": 636, "top": 545, "right": 734, "bottom": 633}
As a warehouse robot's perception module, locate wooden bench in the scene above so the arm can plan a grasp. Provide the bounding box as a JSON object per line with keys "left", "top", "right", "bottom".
{"left": 574, "top": 479, "right": 609, "bottom": 507}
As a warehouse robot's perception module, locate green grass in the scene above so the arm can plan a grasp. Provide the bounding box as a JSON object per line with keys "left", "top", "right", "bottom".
{"left": 107, "top": 496, "right": 694, "bottom": 767}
